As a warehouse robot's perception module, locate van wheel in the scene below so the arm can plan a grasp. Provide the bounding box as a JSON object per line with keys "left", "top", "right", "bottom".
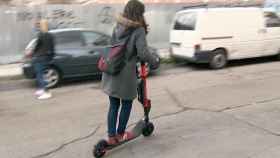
{"left": 209, "top": 50, "right": 227, "bottom": 69}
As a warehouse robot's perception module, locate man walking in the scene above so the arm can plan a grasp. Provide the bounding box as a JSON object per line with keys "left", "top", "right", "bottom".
{"left": 32, "top": 19, "right": 55, "bottom": 100}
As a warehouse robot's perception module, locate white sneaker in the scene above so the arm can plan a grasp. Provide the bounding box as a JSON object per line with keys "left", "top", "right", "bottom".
{"left": 37, "top": 92, "right": 52, "bottom": 100}
{"left": 35, "top": 89, "right": 45, "bottom": 96}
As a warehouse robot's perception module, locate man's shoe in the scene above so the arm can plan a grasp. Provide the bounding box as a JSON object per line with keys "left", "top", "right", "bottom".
{"left": 37, "top": 92, "right": 52, "bottom": 100}
{"left": 35, "top": 89, "right": 44, "bottom": 96}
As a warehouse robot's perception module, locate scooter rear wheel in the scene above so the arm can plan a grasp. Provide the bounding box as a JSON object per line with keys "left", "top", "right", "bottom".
{"left": 93, "top": 139, "right": 108, "bottom": 158}
{"left": 142, "top": 122, "right": 154, "bottom": 137}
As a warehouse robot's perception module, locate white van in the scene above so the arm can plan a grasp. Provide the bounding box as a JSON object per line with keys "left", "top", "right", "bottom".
{"left": 170, "top": 7, "right": 280, "bottom": 69}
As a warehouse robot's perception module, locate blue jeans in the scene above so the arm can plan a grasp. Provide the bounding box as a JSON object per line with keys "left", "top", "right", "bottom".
{"left": 107, "top": 96, "right": 133, "bottom": 137}
{"left": 33, "top": 60, "right": 49, "bottom": 90}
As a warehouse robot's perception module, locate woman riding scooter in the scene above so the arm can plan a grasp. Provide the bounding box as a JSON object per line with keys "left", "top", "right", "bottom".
{"left": 101, "top": 0, "right": 157, "bottom": 145}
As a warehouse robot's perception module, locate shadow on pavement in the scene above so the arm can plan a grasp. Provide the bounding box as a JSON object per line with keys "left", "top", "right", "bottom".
{"left": 2, "top": 56, "right": 278, "bottom": 92}
{"left": 58, "top": 75, "right": 102, "bottom": 89}
{"left": 183, "top": 56, "right": 278, "bottom": 70}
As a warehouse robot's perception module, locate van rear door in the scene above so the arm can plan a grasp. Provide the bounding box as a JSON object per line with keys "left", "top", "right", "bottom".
{"left": 170, "top": 11, "right": 199, "bottom": 58}
{"left": 263, "top": 11, "right": 280, "bottom": 55}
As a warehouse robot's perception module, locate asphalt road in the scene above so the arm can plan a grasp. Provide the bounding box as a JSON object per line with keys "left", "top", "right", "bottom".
{"left": 2, "top": 57, "right": 280, "bottom": 158}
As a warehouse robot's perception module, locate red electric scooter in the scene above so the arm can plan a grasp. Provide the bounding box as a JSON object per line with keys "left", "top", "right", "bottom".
{"left": 93, "top": 62, "right": 154, "bottom": 158}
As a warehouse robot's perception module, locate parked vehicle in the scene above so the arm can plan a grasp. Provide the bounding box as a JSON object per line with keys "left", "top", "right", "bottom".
{"left": 23, "top": 28, "right": 160, "bottom": 88}
{"left": 170, "top": 7, "right": 280, "bottom": 69}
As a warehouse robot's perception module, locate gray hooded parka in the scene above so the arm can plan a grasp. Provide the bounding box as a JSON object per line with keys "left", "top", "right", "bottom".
{"left": 101, "top": 15, "right": 156, "bottom": 100}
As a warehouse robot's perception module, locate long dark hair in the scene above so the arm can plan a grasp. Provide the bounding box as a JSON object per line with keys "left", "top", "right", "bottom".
{"left": 123, "top": 0, "right": 148, "bottom": 34}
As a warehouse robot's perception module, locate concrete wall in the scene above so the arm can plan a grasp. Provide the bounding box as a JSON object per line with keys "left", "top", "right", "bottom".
{"left": 0, "top": 4, "right": 186, "bottom": 64}
{"left": 0, "top": 2, "right": 264, "bottom": 64}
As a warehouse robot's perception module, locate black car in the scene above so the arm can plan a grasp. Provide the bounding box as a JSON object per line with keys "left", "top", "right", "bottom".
{"left": 23, "top": 28, "right": 160, "bottom": 88}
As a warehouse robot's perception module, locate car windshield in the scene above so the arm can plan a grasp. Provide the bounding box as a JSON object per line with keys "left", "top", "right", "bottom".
{"left": 174, "top": 12, "right": 197, "bottom": 30}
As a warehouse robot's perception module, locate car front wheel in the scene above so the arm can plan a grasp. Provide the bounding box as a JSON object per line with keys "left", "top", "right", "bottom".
{"left": 44, "top": 67, "right": 61, "bottom": 88}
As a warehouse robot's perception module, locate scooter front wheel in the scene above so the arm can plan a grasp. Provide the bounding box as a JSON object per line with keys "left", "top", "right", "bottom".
{"left": 93, "top": 139, "right": 108, "bottom": 158}
{"left": 142, "top": 122, "right": 154, "bottom": 137}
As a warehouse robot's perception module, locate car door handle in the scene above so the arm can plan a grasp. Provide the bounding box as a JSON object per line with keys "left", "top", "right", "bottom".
{"left": 89, "top": 51, "right": 97, "bottom": 54}
{"left": 89, "top": 51, "right": 100, "bottom": 55}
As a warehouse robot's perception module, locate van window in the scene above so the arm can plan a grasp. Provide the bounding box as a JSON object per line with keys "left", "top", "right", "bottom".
{"left": 174, "top": 12, "right": 197, "bottom": 30}
{"left": 265, "top": 12, "right": 280, "bottom": 27}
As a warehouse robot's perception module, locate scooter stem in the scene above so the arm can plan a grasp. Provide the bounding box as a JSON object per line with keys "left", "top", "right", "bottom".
{"left": 140, "top": 62, "right": 151, "bottom": 123}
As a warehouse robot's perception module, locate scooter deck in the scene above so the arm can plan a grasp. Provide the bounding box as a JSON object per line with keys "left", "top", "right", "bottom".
{"left": 106, "top": 120, "right": 146, "bottom": 150}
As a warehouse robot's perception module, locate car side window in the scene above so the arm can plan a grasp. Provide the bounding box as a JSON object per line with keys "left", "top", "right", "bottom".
{"left": 82, "top": 32, "right": 110, "bottom": 46}
{"left": 54, "top": 31, "right": 84, "bottom": 49}
{"left": 265, "top": 12, "right": 280, "bottom": 27}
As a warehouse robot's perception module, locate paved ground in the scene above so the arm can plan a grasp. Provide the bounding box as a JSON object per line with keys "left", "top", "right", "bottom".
{"left": 1, "top": 58, "right": 280, "bottom": 158}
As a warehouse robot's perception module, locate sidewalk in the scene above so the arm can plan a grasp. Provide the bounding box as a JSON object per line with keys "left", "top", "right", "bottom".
{"left": 0, "top": 63, "right": 23, "bottom": 80}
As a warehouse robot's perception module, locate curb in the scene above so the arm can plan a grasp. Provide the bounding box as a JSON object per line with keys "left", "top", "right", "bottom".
{"left": 158, "top": 48, "right": 171, "bottom": 59}
{"left": 0, "top": 74, "right": 25, "bottom": 81}
{"left": 0, "top": 63, "right": 24, "bottom": 81}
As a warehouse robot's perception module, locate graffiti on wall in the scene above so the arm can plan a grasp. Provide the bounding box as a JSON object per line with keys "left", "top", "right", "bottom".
{"left": 1, "top": 5, "right": 178, "bottom": 64}
{"left": 98, "top": 6, "right": 116, "bottom": 24}
{"left": 16, "top": 6, "right": 117, "bottom": 29}
{"left": 47, "top": 9, "right": 85, "bottom": 29}
{"left": 16, "top": 10, "right": 40, "bottom": 21}
{"left": 16, "top": 9, "right": 85, "bottom": 29}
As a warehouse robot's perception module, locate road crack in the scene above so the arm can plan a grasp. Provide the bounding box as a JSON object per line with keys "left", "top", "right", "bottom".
{"left": 164, "top": 87, "right": 186, "bottom": 110}
{"left": 227, "top": 113, "right": 280, "bottom": 137}
{"left": 220, "top": 96, "right": 280, "bottom": 112}
{"left": 247, "top": 144, "right": 280, "bottom": 158}
{"left": 31, "top": 125, "right": 101, "bottom": 158}
{"left": 32, "top": 92, "right": 280, "bottom": 158}
{"left": 150, "top": 90, "right": 280, "bottom": 138}
{"left": 150, "top": 88, "right": 215, "bottom": 121}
